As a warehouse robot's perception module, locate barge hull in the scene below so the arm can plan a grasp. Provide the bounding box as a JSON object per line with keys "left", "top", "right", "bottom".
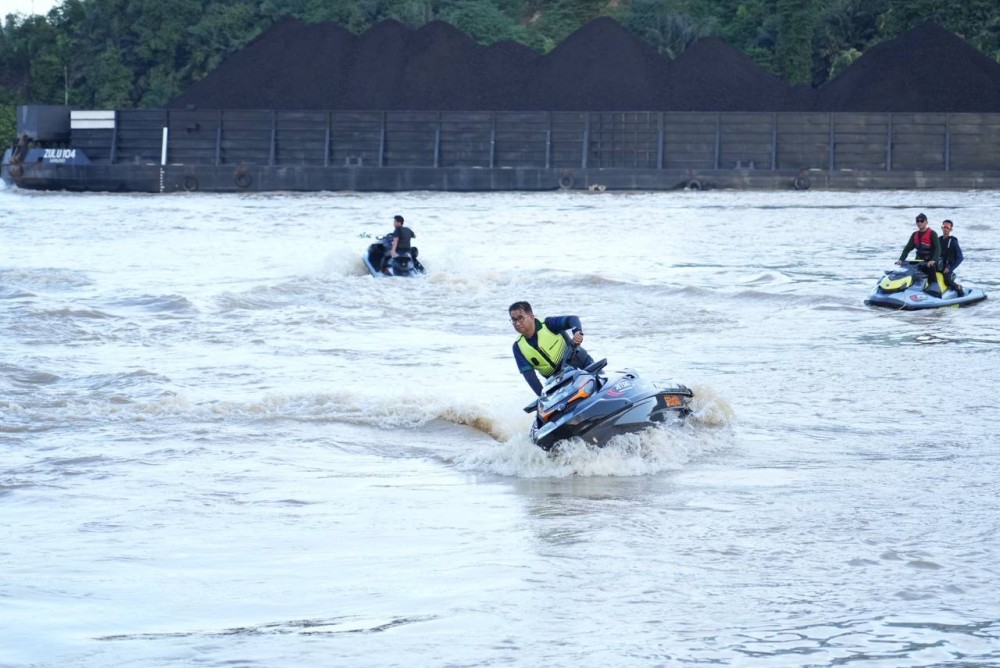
{"left": 6, "top": 106, "right": 1000, "bottom": 192}
{"left": 8, "top": 162, "right": 1000, "bottom": 193}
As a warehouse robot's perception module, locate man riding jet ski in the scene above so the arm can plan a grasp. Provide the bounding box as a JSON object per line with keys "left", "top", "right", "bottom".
{"left": 509, "top": 301, "right": 592, "bottom": 397}
{"left": 362, "top": 215, "right": 424, "bottom": 278}
{"left": 866, "top": 214, "right": 986, "bottom": 309}
{"left": 508, "top": 301, "right": 692, "bottom": 450}
{"left": 362, "top": 234, "right": 424, "bottom": 277}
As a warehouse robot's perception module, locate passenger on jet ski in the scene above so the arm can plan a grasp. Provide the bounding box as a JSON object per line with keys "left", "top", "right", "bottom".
{"left": 896, "top": 213, "right": 941, "bottom": 288}
{"left": 509, "top": 301, "right": 594, "bottom": 396}
{"left": 938, "top": 219, "right": 965, "bottom": 296}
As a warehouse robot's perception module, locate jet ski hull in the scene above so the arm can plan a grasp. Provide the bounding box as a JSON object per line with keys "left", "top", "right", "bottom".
{"left": 865, "top": 263, "right": 987, "bottom": 310}
{"left": 528, "top": 362, "right": 693, "bottom": 451}
{"left": 865, "top": 287, "right": 987, "bottom": 310}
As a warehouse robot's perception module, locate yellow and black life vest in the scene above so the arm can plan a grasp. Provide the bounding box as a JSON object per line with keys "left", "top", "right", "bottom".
{"left": 516, "top": 321, "right": 567, "bottom": 377}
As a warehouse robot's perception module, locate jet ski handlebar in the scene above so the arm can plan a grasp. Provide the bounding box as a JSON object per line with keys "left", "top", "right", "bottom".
{"left": 522, "top": 345, "right": 607, "bottom": 413}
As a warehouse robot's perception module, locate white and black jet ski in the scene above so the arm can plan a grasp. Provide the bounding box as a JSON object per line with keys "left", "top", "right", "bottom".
{"left": 524, "top": 346, "right": 693, "bottom": 451}
{"left": 865, "top": 261, "right": 986, "bottom": 310}
{"left": 362, "top": 234, "right": 425, "bottom": 278}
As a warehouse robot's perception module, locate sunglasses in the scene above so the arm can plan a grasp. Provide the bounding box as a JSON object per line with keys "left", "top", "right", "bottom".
{"left": 510, "top": 314, "right": 528, "bottom": 324}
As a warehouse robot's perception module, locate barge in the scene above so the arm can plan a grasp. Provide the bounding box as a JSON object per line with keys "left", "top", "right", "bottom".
{"left": 5, "top": 105, "right": 1000, "bottom": 192}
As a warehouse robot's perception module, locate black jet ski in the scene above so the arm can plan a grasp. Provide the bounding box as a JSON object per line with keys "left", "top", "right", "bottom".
{"left": 362, "top": 234, "right": 425, "bottom": 278}
{"left": 524, "top": 346, "right": 693, "bottom": 451}
{"left": 865, "top": 261, "right": 987, "bottom": 310}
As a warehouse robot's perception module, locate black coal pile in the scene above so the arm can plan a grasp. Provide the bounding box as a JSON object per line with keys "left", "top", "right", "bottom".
{"left": 476, "top": 40, "right": 541, "bottom": 110}
{"left": 394, "top": 21, "right": 484, "bottom": 110}
{"left": 668, "top": 37, "right": 798, "bottom": 111}
{"left": 169, "top": 18, "right": 1000, "bottom": 112}
{"left": 526, "top": 17, "right": 666, "bottom": 111}
{"left": 172, "top": 18, "right": 356, "bottom": 109}
{"left": 818, "top": 22, "right": 1000, "bottom": 112}
{"left": 337, "top": 20, "right": 408, "bottom": 110}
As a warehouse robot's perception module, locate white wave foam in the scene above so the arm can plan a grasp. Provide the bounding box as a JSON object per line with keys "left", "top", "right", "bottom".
{"left": 320, "top": 246, "right": 369, "bottom": 277}
{"left": 449, "top": 383, "right": 736, "bottom": 477}
{"left": 687, "top": 384, "right": 735, "bottom": 428}
{"left": 453, "top": 422, "right": 734, "bottom": 478}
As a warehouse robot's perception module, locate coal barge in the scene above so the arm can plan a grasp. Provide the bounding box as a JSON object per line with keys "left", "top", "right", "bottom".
{"left": 5, "top": 105, "right": 1000, "bottom": 193}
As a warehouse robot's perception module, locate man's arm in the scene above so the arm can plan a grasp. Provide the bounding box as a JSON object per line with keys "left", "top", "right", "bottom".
{"left": 514, "top": 343, "right": 543, "bottom": 395}
{"left": 522, "top": 370, "right": 543, "bottom": 395}
{"left": 930, "top": 233, "right": 941, "bottom": 261}
{"left": 952, "top": 238, "right": 964, "bottom": 270}
{"left": 544, "top": 316, "right": 584, "bottom": 346}
{"left": 898, "top": 237, "right": 915, "bottom": 262}
{"left": 544, "top": 315, "right": 583, "bottom": 333}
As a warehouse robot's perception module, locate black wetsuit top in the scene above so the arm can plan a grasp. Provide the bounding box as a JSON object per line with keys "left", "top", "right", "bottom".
{"left": 392, "top": 226, "right": 415, "bottom": 250}
{"left": 939, "top": 236, "right": 964, "bottom": 271}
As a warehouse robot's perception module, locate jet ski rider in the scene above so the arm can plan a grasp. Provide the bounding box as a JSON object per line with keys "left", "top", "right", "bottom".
{"left": 896, "top": 212, "right": 941, "bottom": 288}
{"left": 381, "top": 214, "right": 417, "bottom": 274}
{"left": 509, "top": 301, "right": 594, "bottom": 396}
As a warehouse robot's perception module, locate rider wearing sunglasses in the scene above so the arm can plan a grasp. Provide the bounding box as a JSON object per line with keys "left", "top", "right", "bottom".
{"left": 509, "top": 301, "right": 593, "bottom": 396}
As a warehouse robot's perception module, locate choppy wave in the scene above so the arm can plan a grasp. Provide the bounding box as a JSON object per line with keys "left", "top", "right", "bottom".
{"left": 105, "top": 294, "right": 198, "bottom": 314}
{"left": 97, "top": 614, "right": 437, "bottom": 640}
{"left": 0, "top": 287, "right": 37, "bottom": 299}
{"left": 34, "top": 306, "right": 117, "bottom": 319}
{"left": 79, "top": 369, "right": 173, "bottom": 393}
{"left": 0, "top": 382, "right": 733, "bottom": 466}
{"left": 1, "top": 363, "right": 61, "bottom": 386}
{"left": 0, "top": 385, "right": 518, "bottom": 434}
{"left": 0, "top": 267, "right": 94, "bottom": 290}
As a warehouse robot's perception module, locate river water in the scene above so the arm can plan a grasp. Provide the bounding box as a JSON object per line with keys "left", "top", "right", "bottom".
{"left": 2, "top": 185, "right": 999, "bottom": 667}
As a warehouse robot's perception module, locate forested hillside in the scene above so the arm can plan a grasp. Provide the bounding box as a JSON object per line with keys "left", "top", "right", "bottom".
{"left": 2, "top": 0, "right": 1000, "bottom": 141}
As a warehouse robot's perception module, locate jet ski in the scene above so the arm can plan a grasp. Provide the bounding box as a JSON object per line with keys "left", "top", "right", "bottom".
{"left": 523, "top": 346, "right": 693, "bottom": 451}
{"left": 865, "top": 261, "right": 987, "bottom": 310}
{"left": 362, "top": 235, "right": 425, "bottom": 278}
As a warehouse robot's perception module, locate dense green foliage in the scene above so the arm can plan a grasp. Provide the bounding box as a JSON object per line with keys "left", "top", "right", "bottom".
{"left": 2, "top": 0, "right": 1000, "bottom": 142}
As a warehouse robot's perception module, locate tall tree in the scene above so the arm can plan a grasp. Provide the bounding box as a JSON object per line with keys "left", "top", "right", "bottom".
{"left": 774, "top": 0, "right": 815, "bottom": 85}
{"left": 2, "top": 0, "right": 1000, "bottom": 131}
{"left": 440, "top": 0, "right": 526, "bottom": 45}
{"left": 621, "top": 0, "right": 715, "bottom": 58}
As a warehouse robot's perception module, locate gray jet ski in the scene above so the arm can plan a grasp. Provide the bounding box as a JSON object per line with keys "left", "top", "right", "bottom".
{"left": 524, "top": 346, "right": 693, "bottom": 451}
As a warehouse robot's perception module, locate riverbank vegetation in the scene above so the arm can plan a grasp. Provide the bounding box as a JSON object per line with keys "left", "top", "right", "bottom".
{"left": 2, "top": 0, "right": 999, "bottom": 124}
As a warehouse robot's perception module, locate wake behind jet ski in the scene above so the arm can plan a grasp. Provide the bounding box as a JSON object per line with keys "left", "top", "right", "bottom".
{"left": 362, "top": 234, "right": 425, "bottom": 278}
{"left": 523, "top": 345, "right": 693, "bottom": 451}
{"left": 865, "top": 260, "right": 986, "bottom": 310}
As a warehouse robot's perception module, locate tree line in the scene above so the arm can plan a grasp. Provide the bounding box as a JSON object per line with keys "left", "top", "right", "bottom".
{"left": 3, "top": 0, "right": 1000, "bottom": 143}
